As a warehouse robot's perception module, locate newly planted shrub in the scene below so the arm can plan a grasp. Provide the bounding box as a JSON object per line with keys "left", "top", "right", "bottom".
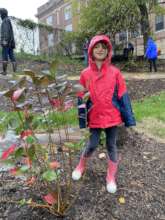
{"left": 0, "top": 60, "right": 86, "bottom": 216}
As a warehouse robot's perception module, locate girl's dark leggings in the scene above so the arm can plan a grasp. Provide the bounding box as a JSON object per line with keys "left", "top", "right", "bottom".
{"left": 82, "top": 126, "right": 118, "bottom": 162}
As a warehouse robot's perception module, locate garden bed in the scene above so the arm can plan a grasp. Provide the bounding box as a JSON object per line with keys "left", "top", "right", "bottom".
{"left": 0, "top": 128, "right": 165, "bottom": 220}
{"left": 0, "top": 72, "right": 165, "bottom": 220}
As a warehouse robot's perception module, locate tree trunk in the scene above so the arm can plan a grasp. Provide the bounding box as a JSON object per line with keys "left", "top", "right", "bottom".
{"left": 137, "top": 2, "right": 150, "bottom": 54}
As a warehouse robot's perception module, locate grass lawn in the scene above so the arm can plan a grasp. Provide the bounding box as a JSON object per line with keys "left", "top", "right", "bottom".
{"left": 0, "top": 108, "right": 78, "bottom": 134}
{"left": 133, "top": 91, "right": 165, "bottom": 140}
{"left": 133, "top": 91, "right": 165, "bottom": 122}
{"left": 0, "top": 92, "right": 165, "bottom": 140}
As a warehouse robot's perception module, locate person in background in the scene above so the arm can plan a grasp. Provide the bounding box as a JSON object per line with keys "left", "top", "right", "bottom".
{"left": 145, "top": 37, "right": 158, "bottom": 72}
{"left": 0, "top": 8, "right": 17, "bottom": 75}
{"left": 128, "top": 42, "right": 134, "bottom": 57}
{"left": 83, "top": 38, "right": 90, "bottom": 67}
{"left": 123, "top": 45, "right": 129, "bottom": 61}
{"left": 72, "top": 35, "right": 136, "bottom": 194}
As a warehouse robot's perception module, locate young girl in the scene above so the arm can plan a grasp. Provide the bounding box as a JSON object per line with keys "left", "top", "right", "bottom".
{"left": 72, "top": 35, "right": 136, "bottom": 193}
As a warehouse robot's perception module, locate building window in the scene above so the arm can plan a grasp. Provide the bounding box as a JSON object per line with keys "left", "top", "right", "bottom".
{"left": 64, "top": 5, "right": 72, "bottom": 20}
{"left": 119, "top": 31, "right": 127, "bottom": 41}
{"left": 131, "top": 24, "right": 141, "bottom": 38}
{"left": 46, "top": 15, "right": 53, "bottom": 26}
{"left": 155, "top": 15, "right": 164, "bottom": 31}
{"left": 48, "top": 33, "right": 54, "bottom": 47}
{"left": 65, "top": 24, "right": 72, "bottom": 32}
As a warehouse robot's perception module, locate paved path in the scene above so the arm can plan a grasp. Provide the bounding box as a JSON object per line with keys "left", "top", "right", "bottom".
{"left": 0, "top": 72, "right": 165, "bottom": 83}
{"left": 0, "top": 127, "right": 81, "bottom": 150}
{"left": 68, "top": 72, "right": 165, "bottom": 81}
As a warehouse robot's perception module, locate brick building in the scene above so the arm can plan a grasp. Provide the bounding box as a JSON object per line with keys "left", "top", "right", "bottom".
{"left": 116, "top": 1, "right": 165, "bottom": 58}
{"left": 37, "top": 0, "right": 165, "bottom": 57}
{"left": 36, "top": 0, "right": 88, "bottom": 54}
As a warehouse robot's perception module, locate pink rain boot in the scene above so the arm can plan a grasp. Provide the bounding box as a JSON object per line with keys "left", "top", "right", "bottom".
{"left": 106, "top": 160, "right": 118, "bottom": 193}
{"left": 72, "top": 156, "right": 87, "bottom": 180}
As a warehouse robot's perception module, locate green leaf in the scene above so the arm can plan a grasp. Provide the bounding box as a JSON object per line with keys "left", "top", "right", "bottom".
{"left": 42, "top": 170, "right": 60, "bottom": 182}
{"left": 2, "top": 159, "right": 15, "bottom": 166}
{"left": 14, "top": 148, "right": 24, "bottom": 159}
{"left": 50, "top": 60, "right": 59, "bottom": 77}
{"left": 64, "top": 142, "right": 75, "bottom": 148}
{"left": 27, "top": 145, "right": 35, "bottom": 160}
{"left": 26, "top": 136, "right": 36, "bottom": 144}
{"left": 20, "top": 165, "right": 30, "bottom": 172}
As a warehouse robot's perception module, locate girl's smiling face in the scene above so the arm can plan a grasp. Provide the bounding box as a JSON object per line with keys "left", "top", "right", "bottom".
{"left": 92, "top": 42, "right": 108, "bottom": 61}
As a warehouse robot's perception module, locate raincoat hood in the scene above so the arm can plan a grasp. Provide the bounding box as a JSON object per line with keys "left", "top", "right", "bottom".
{"left": 147, "top": 37, "right": 155, "bottom": 46}
{"left": 88, "top": 35, "right": 112, "bottom": 68}
{"left": 0, "top": 8, "right": 8, "bottom": 20}
{"left": 145, "top": 37, "right": 157, "bottom": 59}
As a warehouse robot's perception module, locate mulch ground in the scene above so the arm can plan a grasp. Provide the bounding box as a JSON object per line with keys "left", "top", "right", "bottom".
{"left": 0, "top": 129, "right": 165, "bottom": 220}
{"left": 0, "top": 75, "right": 165, "bottom": 220}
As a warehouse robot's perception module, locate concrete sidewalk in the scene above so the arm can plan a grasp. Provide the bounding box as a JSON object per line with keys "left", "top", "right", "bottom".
{"left": 68, "top": 72, "right": 165, "bottom": 81}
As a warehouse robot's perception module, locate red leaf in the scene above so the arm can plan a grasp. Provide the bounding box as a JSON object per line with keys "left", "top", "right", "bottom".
{"left": 49, "top": 161, "right": 60, "bottom": 169}
{"left": 12, "top": 88, "right": 25, "bottom": 102}
{"left": 9, "top": 167, "right": 18, "bottom": 175}
{"left": 20, "top": 130, "right": 33, "bottom": 139}
{"left": 49, "top": 98, "right": 61, "bottom": 108}
{"left": 43, "top": 193, "right": 57, "bottom": 205}
{"left": 1, "top": 144, "right": 16, "bottom": 160}
{"left": 64, "top": 100, "right": 74, "bottom": 111}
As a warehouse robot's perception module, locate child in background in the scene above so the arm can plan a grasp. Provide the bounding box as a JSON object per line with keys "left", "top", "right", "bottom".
{"left": 72, "top": 35, "right": 136, "bottom": 193}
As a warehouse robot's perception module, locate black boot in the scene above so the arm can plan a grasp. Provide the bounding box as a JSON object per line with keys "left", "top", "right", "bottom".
{"left": 12, "top": 62, "right": 17, "bottom": 72}
{"left": 1, "top": 62, "right": 8, "bottom": 75}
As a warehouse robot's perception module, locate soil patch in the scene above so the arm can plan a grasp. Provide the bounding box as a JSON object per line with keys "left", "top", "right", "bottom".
{"left": 0, "top": 129, "right": 165, "bottom": 220}
{"left": 126, "top": 78, "right": 165, "bottom": 100}
{"left": 0, "top": 72, "right": 165, "bottom": 219}
{"left": 0, "top": 77, "right": 165, "bottom": 112}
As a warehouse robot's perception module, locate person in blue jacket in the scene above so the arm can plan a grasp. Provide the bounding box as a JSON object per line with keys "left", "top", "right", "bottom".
{"left": 145, "top": 37, "right": 158, "bottom": 72}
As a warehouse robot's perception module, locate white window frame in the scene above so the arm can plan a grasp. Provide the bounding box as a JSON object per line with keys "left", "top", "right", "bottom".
{"left": 65, "top": 24, "right": 72, "bottom": 32}
{"left": 155, "top": 15, "right": 164, "bottom": 31}
{"left": 48, "top": 33, "right": 54, "bottom": 47}
{"left": 46, "top": 15, "right": 53, "bottom": 26}
{"left": 64, "top": 5, "right": 72, "bottom": 21}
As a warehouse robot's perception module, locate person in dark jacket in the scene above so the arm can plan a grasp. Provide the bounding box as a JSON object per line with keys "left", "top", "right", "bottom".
{"left": 0, "top": 8, "right": 17, "bottom": 75}
{"left": 72, "top": 35, "right": 136, "bottom": 194}
{"left": 128, "top": 42, "right": 134, "bottom": 56}
{"left": 83, "top": 38, "right": 90, "bottom": 67}
{"left": 145, "top": 37, "right": 158, "bottom": 72}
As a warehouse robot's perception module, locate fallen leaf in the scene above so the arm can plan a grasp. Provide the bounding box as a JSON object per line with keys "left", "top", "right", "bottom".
{"left": 27, "top": 198, "right": 33, "bottom": 204}
{"left": 49, "top": 161, "right": 60, "bottom": 169}
{"left": 26, "top": 176, "right": 36, "bottom": 185}
{"left": 119, "top": 196, "right": 125, "bottom": 204}
{"left": 98, "top": 153, "right": 106, "bottom": 159}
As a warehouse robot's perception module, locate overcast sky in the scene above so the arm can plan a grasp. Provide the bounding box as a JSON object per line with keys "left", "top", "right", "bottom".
{"left": 0, "top": 0, "right": 48, "bottom": 21}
